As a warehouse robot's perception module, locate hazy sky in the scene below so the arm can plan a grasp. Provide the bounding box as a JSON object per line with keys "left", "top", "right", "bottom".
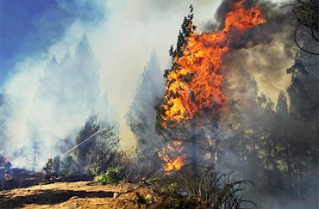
{"left": 1, "top": 0, "right": 292, "bottom": 150}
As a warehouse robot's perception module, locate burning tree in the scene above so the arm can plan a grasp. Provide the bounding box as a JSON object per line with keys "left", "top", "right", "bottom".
{"left": 156, "top": 1, "right": 266, "bottom": 174}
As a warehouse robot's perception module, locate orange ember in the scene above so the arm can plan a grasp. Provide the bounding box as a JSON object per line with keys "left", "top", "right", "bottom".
{"left": 158, "top": 141, "right": 186, "bottom": 173}
{"left": 161, "top": 1, "right": 266, "bottom": 127}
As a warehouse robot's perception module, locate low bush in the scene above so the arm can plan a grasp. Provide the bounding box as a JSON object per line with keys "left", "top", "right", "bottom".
{"left": 94, "top": 166, "right": 124, "bottom": 185}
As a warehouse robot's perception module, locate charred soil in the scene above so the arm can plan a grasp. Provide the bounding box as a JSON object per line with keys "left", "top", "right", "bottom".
{"left": 0, "top": 171, "right": 203, "bottom": 209}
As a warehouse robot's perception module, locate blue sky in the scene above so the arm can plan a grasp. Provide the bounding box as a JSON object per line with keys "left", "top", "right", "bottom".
{"left": 0, "top": 0, "right": 105, "bottom": 87}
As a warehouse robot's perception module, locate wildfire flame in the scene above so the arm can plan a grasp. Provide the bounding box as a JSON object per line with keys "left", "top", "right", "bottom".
{"left": 158, "top": 141, "right": 186, "bottom": 173}
{"left": 158, "top": 1, "right": 266, "bottom": 173}
{"left": 161, "top": 1, "right": 266, "bottom": 127}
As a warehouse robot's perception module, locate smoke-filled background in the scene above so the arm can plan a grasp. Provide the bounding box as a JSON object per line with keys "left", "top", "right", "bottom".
{"left": 1, "top": 0, "right": 318, "bottom": 208}
{"left": 0, "top": 0, "right": 290, "bottom": 169}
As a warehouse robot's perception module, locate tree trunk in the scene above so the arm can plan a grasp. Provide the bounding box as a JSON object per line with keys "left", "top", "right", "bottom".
{"left": 317, "top": 68, "right": 319, "bottom": 149}
{"left": 285, "top": 141, "right": 292, "bottom": 189}
{"left": 191, "top": 121, "right": 197, "bottom": 175}
{"left": 242, "top": 133, "right": 246, "bottom": 178}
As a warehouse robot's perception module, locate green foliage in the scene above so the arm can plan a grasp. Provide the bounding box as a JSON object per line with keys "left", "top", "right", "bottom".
{"left": 75, "top": 115, "right": 101, "bottom": 167}
{"left": 89, "top": 165, "right": 100, "bottom": 177}
{"left": 60, "top": 155, "right": 77, "bottom": 177}
{"left": 154, "top": 183, "right": 178, "bottom": 195}
{"left": 94, "top": 166, "right": 124, "bottom": 185}
{"left": 73, "top": 114, "right": 120, "bottom": 175}
{"left": 166, "top": 183, "right": 178, "bottom": 194}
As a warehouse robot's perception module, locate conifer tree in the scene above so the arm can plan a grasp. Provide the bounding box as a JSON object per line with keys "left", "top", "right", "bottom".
{"left": 127, "top": 51, "right": 164, "bottom": 151}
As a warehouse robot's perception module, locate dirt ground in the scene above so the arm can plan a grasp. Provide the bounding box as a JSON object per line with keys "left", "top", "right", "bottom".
{"left": 0, "top": 175, "right": 202, "bottom": 209}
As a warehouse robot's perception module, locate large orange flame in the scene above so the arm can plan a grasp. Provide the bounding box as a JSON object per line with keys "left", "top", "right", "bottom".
{"left": 158, "top": 1, "right": 266, "bottom": 173}
{"left": 158, "top": 141, "right": 186, "bottom": 173}
{"left": 161, "top": 1, "right": 266, "bottom": 127}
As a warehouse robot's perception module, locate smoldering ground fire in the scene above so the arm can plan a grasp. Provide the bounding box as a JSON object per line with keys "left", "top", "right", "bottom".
{"left": 157, "top": 0, "right": 266, "bottom": 173}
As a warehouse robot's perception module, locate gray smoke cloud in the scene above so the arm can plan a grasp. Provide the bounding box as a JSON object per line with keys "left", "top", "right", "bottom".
{"left": 209, "top": 0, "right": 295, "bottom": 102}
{"left": 206, "top": 1, "right": 315, "bottom": 209}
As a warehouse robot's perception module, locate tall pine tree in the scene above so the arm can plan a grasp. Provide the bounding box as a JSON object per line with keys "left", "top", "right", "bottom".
{"left": 127, "top": 51, "right": 164, "bottom": 152}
